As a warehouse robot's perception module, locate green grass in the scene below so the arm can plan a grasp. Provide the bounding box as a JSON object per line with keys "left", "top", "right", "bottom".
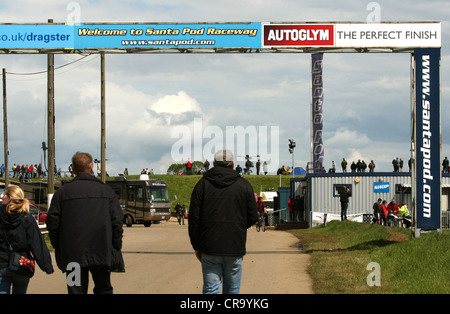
{"left": 289, "top": 221, "right": 450, "bottom": 294}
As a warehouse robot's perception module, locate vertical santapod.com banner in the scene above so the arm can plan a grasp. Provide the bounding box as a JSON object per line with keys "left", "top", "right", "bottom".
{"left": 311, "top": 53, "right": 324, "bottom": 172}
{"left": 414, "top": 48, "right": 441, "bottom": 230}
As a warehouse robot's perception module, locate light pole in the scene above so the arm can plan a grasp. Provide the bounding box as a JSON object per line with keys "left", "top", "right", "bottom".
{"left": 288, "top": 139, "right": 296, "bottom": 178}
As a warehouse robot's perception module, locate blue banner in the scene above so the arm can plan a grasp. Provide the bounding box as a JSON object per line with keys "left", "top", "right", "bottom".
{"left": 311, "top": 53, "right": 324, "bottom": 172}
{"left": 414, "top": 48, "right": 441, "bottom": 230}
{"left": 0, "top": 24, "right": 73, "bottom": 48}
{"left": 74, "top": 23, "right": 261, "bottom": 49}
{"left": 0, "top": 23, "right": 261, "bottom": 50}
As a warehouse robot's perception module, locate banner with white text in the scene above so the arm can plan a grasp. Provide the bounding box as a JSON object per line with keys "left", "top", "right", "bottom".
{"left": 414, "top": 48, "right": 441, "bottom": 230}
{"left": 311, "top": 53, "right": 324, "bottom": 172}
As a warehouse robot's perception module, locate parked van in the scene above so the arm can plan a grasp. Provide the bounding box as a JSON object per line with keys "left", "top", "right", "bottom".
{"left": 106, "top": 175, "right": 173, "bottom": 227}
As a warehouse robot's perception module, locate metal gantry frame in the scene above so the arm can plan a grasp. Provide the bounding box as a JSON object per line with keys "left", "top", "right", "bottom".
{"left": 0, "top": 22, "right": 442, "bottom": 235}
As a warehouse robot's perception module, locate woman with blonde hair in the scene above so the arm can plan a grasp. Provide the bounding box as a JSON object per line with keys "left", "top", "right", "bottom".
{"left": 0, "top": 185, "right": 53, "bottom": 294}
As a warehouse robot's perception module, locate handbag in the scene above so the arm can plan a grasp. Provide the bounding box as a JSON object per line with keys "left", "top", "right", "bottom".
{"left": 1, "top": 227, "right": 35, "bottom": 278}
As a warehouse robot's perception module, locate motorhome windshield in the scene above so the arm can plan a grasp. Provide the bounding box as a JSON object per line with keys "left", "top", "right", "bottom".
{"left": 147, "top": 186, "right": 170, "bottom": 202}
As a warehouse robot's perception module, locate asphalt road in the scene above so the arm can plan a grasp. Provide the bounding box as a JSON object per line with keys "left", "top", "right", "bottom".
{"left": 27, "top": 218, "right": 313, "bottom": 294}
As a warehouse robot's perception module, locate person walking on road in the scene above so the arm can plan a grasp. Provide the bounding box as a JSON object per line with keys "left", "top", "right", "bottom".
{"left": 178, "top": 204, "right": 187, "bottom": 225}
{"left": 0, "top": 186, "right": 54, "bottom": 294}
{"left": 189, "top": 149, "right": 258, "bottom": 294}
{"left": 47, "top": 152, "right": 124, "bottom": 294}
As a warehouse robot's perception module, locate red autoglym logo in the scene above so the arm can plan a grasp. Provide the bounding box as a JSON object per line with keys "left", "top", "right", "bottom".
{"left": 262, "top": 24, "right": 334, "bottom": 47}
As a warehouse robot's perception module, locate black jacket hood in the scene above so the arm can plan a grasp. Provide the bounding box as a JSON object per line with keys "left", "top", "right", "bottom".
{"left": 203, "top": 166, "right": 241, "bottom": 187}
{"left": 0, "top": 204, "right": 25, "bottom": 228}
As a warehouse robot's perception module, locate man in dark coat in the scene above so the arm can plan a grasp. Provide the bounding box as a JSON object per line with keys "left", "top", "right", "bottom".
{"left": 372, "top": 198, "right": 382, "bottom": 224}
{"left": 47, "top": 152, "right": 124, "bottom": 294}
{"left": 189, "top": 149, "right": 258, "bottom": 294}
{"left": 339, "top": 185, "right": 351, "bottom": 221}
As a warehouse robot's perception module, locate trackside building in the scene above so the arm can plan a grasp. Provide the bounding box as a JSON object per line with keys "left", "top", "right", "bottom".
{"left": 291, "top": 172, "right": 450, "bottom": 229}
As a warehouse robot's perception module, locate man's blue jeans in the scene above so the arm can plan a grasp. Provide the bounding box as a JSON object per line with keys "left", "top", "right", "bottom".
{"left": 201, "top": 253, "right": 243, "bottom": 294}
{"left": 341, "top": 202, "right": 349, "bottom": 221}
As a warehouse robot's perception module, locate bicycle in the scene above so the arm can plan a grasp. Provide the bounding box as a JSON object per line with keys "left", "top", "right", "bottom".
{"left": 256, "top": 213, "right": 266, "bottom": 232}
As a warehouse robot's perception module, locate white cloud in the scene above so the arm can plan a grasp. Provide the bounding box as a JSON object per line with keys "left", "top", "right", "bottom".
{"left": 326, "top": 128, "right": 370, "bottom": 149}
{"left": 150, "top": 91, "right": 202, "bottom": 115}
{"left": 323, "top": 127, "right": 411, "bottom": 172}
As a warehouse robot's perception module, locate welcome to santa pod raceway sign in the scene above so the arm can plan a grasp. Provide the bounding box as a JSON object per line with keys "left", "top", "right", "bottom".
{"left": 0, "top": 22, "right": 441, "bottom": 51}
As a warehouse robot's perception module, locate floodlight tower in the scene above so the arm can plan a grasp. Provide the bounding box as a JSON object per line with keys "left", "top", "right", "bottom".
{"left": 288, "top": 139, "right": 296, "bottom": 178}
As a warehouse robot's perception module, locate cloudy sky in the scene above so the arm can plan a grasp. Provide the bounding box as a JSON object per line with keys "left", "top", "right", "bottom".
{"left": 0, "top": 0, "right": 449, "bottom": 175}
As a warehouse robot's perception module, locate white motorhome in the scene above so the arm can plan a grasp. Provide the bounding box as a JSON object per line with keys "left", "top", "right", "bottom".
{"left": 106, "top": 175, "right": 173, "bottom": 227}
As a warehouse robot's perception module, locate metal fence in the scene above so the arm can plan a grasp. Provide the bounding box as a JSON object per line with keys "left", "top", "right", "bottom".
{"left": 442, "top": 211, "right": 450, "bottom": 230}
{"left": 272, "top": 209, "right": 450, "bottom": 230}
{"left": 364, "top": 212, "right": 450, "bottom": 230}
{"left": 267, "top": 208, "right": 288, "bottom": 226}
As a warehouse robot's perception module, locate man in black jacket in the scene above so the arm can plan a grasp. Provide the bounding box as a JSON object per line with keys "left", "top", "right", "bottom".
{"left": 47, "top": 152, "right": 124, "bottom": 294}
{"left": 189, "top": 149, "right": 258, "bottom": 294}
{"left": 339, "top": 185, "right": 352, "bottom": 221}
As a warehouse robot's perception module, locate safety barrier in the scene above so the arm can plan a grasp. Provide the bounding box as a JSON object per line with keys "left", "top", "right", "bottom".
{"left": 270, "top": 209, "right": 450, "bottom": 229}
{"left": 267, "top": 208, "right": 287, "bottom": 226}
{"left": 442, "top": 211, "right": 450, "bottom": 230}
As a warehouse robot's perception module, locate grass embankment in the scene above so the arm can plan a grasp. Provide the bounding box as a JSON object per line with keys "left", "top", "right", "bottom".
{"left": 121, "top": 174, "right": 292, "bottom": 210}
{"left": 289, "top": 221, "right": 450, "bottom": 294}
